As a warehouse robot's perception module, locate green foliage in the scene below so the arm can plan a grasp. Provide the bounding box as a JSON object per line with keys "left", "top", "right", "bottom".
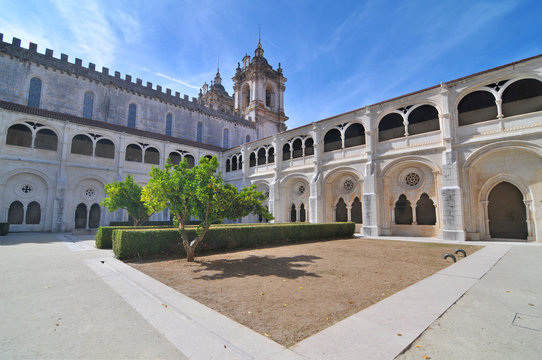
{"left": 0, "top": 223, "right": 9, "bottom": 236}
{"left": 142, "top": 156, "right": 273, "bottom": 261}
{"left": 101, "top": 175, "right": 153, "bottom": 226}
{"left": 108, "top": 221, "right": 174, "bottom": 226}
{"left": 112, "top": 222, "right": 355, "bottom": 259}
{"left": 96, "top": 225, "right": 175, "bottom": 249}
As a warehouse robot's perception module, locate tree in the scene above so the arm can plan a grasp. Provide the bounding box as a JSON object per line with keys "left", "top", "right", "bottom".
{"left": 142, "top": 156, "right": 272, "bottom": 261}
{"left": 101, "top": 175, "right": 153, "bottom": 226}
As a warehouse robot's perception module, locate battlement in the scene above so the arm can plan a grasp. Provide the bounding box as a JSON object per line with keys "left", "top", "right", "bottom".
{"left": 0, "top": 34, "right": 255, "bottom": 129}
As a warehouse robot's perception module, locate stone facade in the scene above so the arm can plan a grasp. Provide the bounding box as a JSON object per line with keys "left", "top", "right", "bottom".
{"left": 1, "top": 33, "right": 541, "bottom": 242}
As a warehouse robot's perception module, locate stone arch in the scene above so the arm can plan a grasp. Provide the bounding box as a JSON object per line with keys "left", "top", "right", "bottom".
{"left": 95, "top": 138, "right": 115, "bottom": 159}
{"left": 394, "top": 194, "right": 413, "bottom": 225}
{"left": 487, "top": 182, "right": 528, "bottom": 240}
{"left": 144, "top": 146, "right": 160, "bottom": 165}
{"left": 335, "top": 198, "right": 348, "bottom": 222}
{"left": 501, "top": 78, "right": 542, "bottom": 117}
{"left": 8, "top": 201, "right": 24, "bottom": 224}
{"left": 69, "top": 176, "right": 107, "bottom": 231}
{"left": 324, "top": 128, "right": 342, "bottom": 152}
{"left": 416, "top": 193, "right": 436, "bottom": 225}
{"left": 125, "top": 143, "right": 143, "bottom": 162}
{"left": 6, "top": 123, "right": 33, "bottom": 148}
{"left": 71, "top": 134, "right": 94, "bottom": 156}
{"left": 344, "top": 122, "right": 365, "bottom": 147}
{"left": 457, "top": 90, "right": 497, "bottom": 126}
{"left": 34, "top": 128, "right": 58, "bottom": 151}
{"left": 378, "top": 112, "right": 404, "bottom": 141}
{"left": 463, "top": 141, "right": 542, "bottom": 170}
{"left": 242, "top": 83, "right": 251, "bottom": 110}
{"left": 407, "top": 104, "right": 440, "bottom": 135}
{"left": 25, "top": 201, "right": 41, "bottom": 224}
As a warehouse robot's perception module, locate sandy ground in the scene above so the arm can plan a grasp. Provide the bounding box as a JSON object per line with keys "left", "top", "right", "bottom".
{"left": 128, "top": 238, "right": 480, "bottom": 347}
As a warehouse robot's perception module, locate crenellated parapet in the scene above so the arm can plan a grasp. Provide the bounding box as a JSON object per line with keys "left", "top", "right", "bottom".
{"left": 0, "top": 34, "right": 255, "bottom": 129}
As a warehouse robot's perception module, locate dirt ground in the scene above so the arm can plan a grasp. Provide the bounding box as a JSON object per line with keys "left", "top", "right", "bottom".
{"left": 128, "top": 238, "right": 481, "bottom": 347}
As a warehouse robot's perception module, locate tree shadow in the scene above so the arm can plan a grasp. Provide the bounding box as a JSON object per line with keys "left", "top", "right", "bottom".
{"left": 192, "top": 255, "right": 322, "bottom": 280}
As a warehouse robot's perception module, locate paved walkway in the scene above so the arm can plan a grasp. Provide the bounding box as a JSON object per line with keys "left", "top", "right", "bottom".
{"left": 1, "top": 232, "right": 540, "bottom": 359}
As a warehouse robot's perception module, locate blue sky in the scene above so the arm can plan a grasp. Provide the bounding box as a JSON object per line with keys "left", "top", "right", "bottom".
{"left": 1, "top": 0, "right": 541, "bottom": 129}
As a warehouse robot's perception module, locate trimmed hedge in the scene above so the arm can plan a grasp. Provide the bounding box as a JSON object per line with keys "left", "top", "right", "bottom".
{"left": 0, "top": 223, "right": 9, "bottom": 236}
{"left": 109, "top": 221, "right": 174, "bottom": 226}
{"left": 112, "top": 222, "right": 355, "bottom": 259}
{"left": 96, "top": 225, "right": 175, "bottom": 249}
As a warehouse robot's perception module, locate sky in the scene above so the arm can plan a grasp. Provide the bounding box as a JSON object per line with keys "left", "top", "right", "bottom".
{"left": 1, "top": 0, "right": 541, "bottom": 130}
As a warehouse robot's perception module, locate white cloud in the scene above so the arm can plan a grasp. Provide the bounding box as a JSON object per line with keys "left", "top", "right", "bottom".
{"left": 154, "top": 72, "right": 201, "bottom": 90}
{"left": 116, "top": 11, "right": 141, "bottom": 44}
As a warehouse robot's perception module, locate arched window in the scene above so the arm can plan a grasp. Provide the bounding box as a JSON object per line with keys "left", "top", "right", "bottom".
{"left": 458, "top": 91, "right": 496, "bottom": 126}
{"left": 299, "top": 203, "right": 306, "bottom": 222}
{"left": 232, "top": 157, "right": 238, "bottom": 171}
{"left": 416, "top": 193, "right": 436, "bottom": 225}
{"left": 83, "top": 91, "right": 94, "bottom": 119}
{"left": 165, "top": 113, "right": 173, "bottom": 136}
{"left": 344, "top": 123, "right": 365, "bottom": 147}
{"left": 304, "top": 137, "right": 314, "bottom": 156}
{"left": 351, "top": 197, "right": 362, "bottom": 224}
{"left": 6, "top": 124, "right": 32, "bottom": 147}
{"left": 268, "top": 147, "right": 275, "bottom": 163}
{"left": 249, "top": 152, "right": 256, "bottom": 167}
{"left": 28, "top": 77, "right": 42, "bottom": 108}
{"left": 502, "top": 79, "right": 542, "bottom": 117}
{"left": 95, "top": 139, "right": 115, "bottom": 159}
{"left": 394, "top": 194, "right": 412, "bottom": 225}
{"left": 265, "top": 87, "right": 274, "bottom": 107}
{"left": 290, "top": 204, "right": 297, "bottom": 222}
{"left": 282, "top": 143, "right": 291, "bottom": 160}
{"left": 223, "top": 128, "right": 229, "bottom": 148}
{"left": 257, "top": 148, "right": 267, "bottom": 165}
{"left": 75, "top": 203, "right": 87, "bottom": 229}
{"left": 168, "top": 152, "right": 181, "bottom": 165}
{"left": 144, "top": 147, "right": 160, "bottom": 165}
{"left": 26, "top": 201, "right": 41, "bottom": 224}
{"left": 324, "top": 129, "right": 342, "bottom": 152}
{"left": 408, "top": 105, "right": 440, "bottom": 135}
{"left": 378, "top": 113, "right": 404, "bottom": 141}
{"left": 239, "top": 155, "right": 243, "bottom": 170}
{"left": 196, "top": 122, "right": 203, "bottom": 142}
{"left": 242, "top": 85, "right": 251, "bottom": 109}
{"left": 34, "top": 129, "right": 58, "bottom": 151}
{"left": 127, "top": 103, "right": 137, "bottom": 128}
{"left": 89, "top": 204, "right": 101, "bottom": 228}
{"left": 71, "top": 134, "right": 93, "bottom": 156}
{"left": 226, "top": 159, "right": 231, "bottom": 172}
{"left": 246, "top": 135, "right": 250, "bottom": 143}
{"left": 185, "top": 154, "right": 195, "bottom": 168}
{"left": 8, "top": 201, "right": 24, "bottom": 224}
{"left": 125, "top": 144, "right": 142, "bottom": 162}
{"left": 335, "top": 198, "right": 348, "bottom": 222}
{"left": 292, "top": 139, "right": 303, "bottom": 158}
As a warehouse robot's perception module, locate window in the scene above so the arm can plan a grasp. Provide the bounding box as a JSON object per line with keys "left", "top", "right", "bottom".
{"left": 26, "top": 201, "right": 41, "bottom": 224}
{"left": 226, "top": 159, "right": 231, "bottom": 172}
{"left": 304, "top": 138, "right": 314, "bottom": 156}
{"left": 250, "top": 152, "right": 256, "bottom": 167}
{"left": 6, "top": 124, "right": 32, "bottom": 147}
{"left": 232, "top": 157, "right": 238, "bottom": 171}
{"left": 394, "top": 194, "right": 412, "bottom": 225}
{"left": 246, "top": 135, "right": 250, "bottom": 143}
{"left": 378, "top": 113, "right": 405, "bottom": 141}
{"left": 165, "top": 113, "right": 173, "bottom": 136}
{"left": 502, "top": 79, "right": 542, "bottom": 117}
{"left": 144, "top": 147, "right": 160, "bottom": 165}
{"left": 268, "top": 147, "right": 275, "bottom": 163}
{"left": 28, "top": 77, "right": 42, "bottom": 108}
{"left": 265, "top": 87, "right": 274, "bottom": 107}
{"left": 8, "top": 201, "right": 24, "bottom": 224}
{"left": 299, "top": 203, "right": 306, "bottom": 222}
{"left": 168, "top": 152, "right": 182, "bottom": 165}
{"left": 75, "top": 203, "right": 87, "bottom": 229}
{"left": 335, "top": 198, "right": 347, "bottom": 222}
{"left": 185, "top": 154, "right": 195, "bottom": 168}
{"left": 290, "top": 204, "right": 297, "bottom": 222}
{"left": 351, "top": 197, "right": 362, "bottom": 224}
{"left": 196, "top": 122, "right": 203, "bottom": 142}
{"left": 458, "top": 91, "right": 496, "bottom": 126}
{"left": 416, "top": 193, "right": 436, "bottom": 225}
{"left": 83, "top": 91, "right": 94, "bottom": 119}
{"left": 292, "top": 139, "right": 303, "bottom": 158}
{"left": 282, "top": 143, "right": 291, "bottom": 160}
{"left": 344, "top": 123, "right": 365, "bottom": 147}
{"left": 223, "top": 128, "right": 229, "bottom": 148}
{"left": 34, "top": 129, "right": 58, "bottom": 151}
{"left": 89, "top": 204, "right": 101, "bottom": 228}
{"left": 324, "top": 129, "right": 342, "bottom": 152}
{"left": 127, "top": 103, "right": 137, "bottom": 128}
{"left": 71, "top": 135, "right": 93, "bottom": 156}
{"left": 408, "top": 105, "right": 440, "bottom": 135}
{"left": 95, "top": 139, "right": 115, "bottom": 159}
{"left": 125, "top": 144, "right": 142, "bottom": 162}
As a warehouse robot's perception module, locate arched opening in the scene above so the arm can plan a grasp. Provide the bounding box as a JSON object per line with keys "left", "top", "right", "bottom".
{"left": 351, "top": 197, "right": 362, "bottom": 224}
{"left": 335, "top": 198, "right": 348, "bottom": 222}
{"left": 232, "top": 156, "right": 238, "bottom": 171}
{"left": 6, "top": 124, "right": 32, "bottom": 147}
{"left": 394, "top": 194, "right": 412, "bottom": 224}
{"left": 324, "top": 129, "right": 342, "bottom": 152}
{"left": 249, "top": 152, "right": 256, "bottom": 167}
{"left": 290, "top": 204, "right": 297, "bottom": 222}
{"left": 257, "top": 148, "right": 267, "bottom": 165}
{"left": 305, "top": 138, "right": 314, "bottom": 156}
{"left": 488, "top": 182, "right": 528, "bottom": 239}
{"left": 25, "top": 201, "right": 41, "bottom": 224}
{"left": 458, "top": 90, "right": 496, "bottom": 126}
{"left": 242, "top": 84, "right": 251, "bottom": 110}
{"left": 299, "top": 203, "right": 306, "bottom": 222}
{"left": 83, "top": 91, "right": 94, "bottom": 119}
{"left": 71, "top": 134, "right": 93, "bottom": 156}
{"left": 378, "top": 113, "right": 404, "bottom": 141}
{"left": 34, "top": 129, "right": 58, "bottom": 151}
{"left": 89, "top": 204, "right": 101, "bottom": 228}
{"left": 239, "top": 155, "right": 243, "bottom": 170}
{"left": 246, "top": 135, "right": 250, "bottom": 143}
{"left": 144, "top": 147, "right": 160, "bottom": 165}
{"left": 408, "top": 105, "right": 440, "bottom": 135}
{"left": 8, "top": 201, "right": 24, "bottom": 224}
{"left": 196, "top": 122, "right": 203, "bottom": 142}
{"left": 416, "top": 193, "right": 436, "bottom": 225}
{"left": 259, "top": 206, "right": 269, "bottom": 223}
{"left": 168, "top": 152, "right": 181, "bottom": 165}
{"left": 292, "top": 139, "right": 303, "bottom": 158}
{"left": 502, "top": 79, "right": 542, "bottom": 117}
{"left": 125, "top": 144, "right": 142, "bottom": 162}
{"left": 265, "top": 86, "right": 274, "bottom": 108}
{"left": 95, "top": 139, "right": 115, "bottom": 159}
{"left": 223, "top": 128, "right": 229, "bottom": 148}
{"left": 165, "top": 113, "right": 173, "bottom": 136}
{"left": 127, "top": 103, "right": 137, "bottom": 128}
{"left": 185, "top": 155, "right": 195, "bottom": 168}
{"left": 344, "top": 123, "right": 365, "bottom": 147}
{"left": 75, "top": 203, "right": 87, "bottom": 229}
{"left": 282, "top": 143, "right": 291, "bottom": 160}
{"left": 225, "top": 159, "right": 231, "bottom": 172}
{"left": 268, "top": 147, "right": 275, "bottom": 163}
{"left": 28, "top": 77, "right": 42, "bottom": 108}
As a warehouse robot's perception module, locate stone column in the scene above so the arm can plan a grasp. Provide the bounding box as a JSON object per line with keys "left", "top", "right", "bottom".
{"left": 309, "top": 126, "right": 324, "bottom": 223}
{"left": 362, "top": 124, "right": 379, "bottom": 236}
{"left": 52, "top": 123, "right": 69, "bottom": 232}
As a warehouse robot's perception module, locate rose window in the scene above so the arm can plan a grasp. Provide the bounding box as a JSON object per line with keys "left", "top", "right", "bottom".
{"left": 21, "top": 184, "right": 33, "bottom": 194}
{"left": 343, "top": 180, "right": 354, "bottom": 192}
{"left": 405, "top": 173, "right": 421, "bottom": 187}
{"left": 298, "top": 185, "right": 305, "bottom": 195}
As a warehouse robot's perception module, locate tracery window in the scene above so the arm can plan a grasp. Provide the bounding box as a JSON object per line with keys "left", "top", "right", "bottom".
{"left": 28, "top": 77, "right": 42, "bottom": 108}
{"left": 83, "top": 91, "right": 94, "bottom": 119}
{"left": 127, "top": 103, "right": 137, "bottom": 128}
{"left": 165, "top": 113, "right": 173, "bottom": 136}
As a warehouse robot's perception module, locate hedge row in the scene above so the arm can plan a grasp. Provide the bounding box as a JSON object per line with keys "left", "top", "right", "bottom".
{"left": 112, "top": 222, "right": 355, "bottom": 259}
{"left": 109, "top": 221, "right": 175, "bottom": 226}
{"left": 96, "top": 225, "right": 175, "bottom": 249}
{"left": 0, "top": 223, "right": 9, "bottom": 236}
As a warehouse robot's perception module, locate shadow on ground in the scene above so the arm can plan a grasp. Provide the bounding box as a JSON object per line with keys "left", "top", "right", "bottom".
{"left": 192, "top": 255, "right": 322, "bottom": 280}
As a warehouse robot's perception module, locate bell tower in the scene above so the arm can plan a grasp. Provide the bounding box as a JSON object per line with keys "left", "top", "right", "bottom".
{"left": 232, "top": 39, "right": 288, "bottom": 139}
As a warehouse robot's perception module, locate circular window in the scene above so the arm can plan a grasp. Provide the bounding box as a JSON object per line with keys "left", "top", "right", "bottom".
{"left": 82, "top": 187, "right": 97, "bottom": 201}
{"left": 16, "top": 183, "right": 35, "bottom": 198}
{"left": 264, "top": 191, "right": 270, "bottom": 198}
{"left": 298, "top": 185, "right": 305, "bottom": 195}
{"left": 21, "top": 184, "right": 33, "bottom": 194}
{"left": 405, "top": 173, "right": 420, "bottom": 187}
{"left": 343, "top": 180, "right": 354, "bottom": 193}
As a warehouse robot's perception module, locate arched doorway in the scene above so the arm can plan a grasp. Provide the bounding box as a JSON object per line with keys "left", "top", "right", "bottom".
{"left": 488, "top": 182, "right": 528, "bottom": 239}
